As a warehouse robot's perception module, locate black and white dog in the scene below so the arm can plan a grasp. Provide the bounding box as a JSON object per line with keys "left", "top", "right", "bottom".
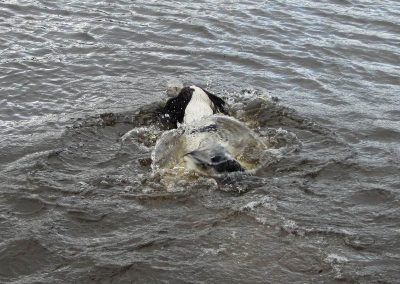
{"left": 160, "top": 85, "right": 245, "bottom": 174}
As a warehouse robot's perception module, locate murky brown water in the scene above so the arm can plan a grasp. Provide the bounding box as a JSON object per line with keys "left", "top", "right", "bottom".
{"left": 1, "top": 0, "right": 400, "bottom": 283}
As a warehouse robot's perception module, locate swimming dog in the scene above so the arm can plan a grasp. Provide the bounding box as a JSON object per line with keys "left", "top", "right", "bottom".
{"left": 160, "top": 85, "right": 245, "bottom": 175}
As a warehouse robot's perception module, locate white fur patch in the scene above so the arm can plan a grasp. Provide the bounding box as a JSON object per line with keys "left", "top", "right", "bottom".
{"left": 184, "top": 86, "right": 213, "bottom": 124}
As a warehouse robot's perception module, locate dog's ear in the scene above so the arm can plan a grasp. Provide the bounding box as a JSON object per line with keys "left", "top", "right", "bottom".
{"left": 202, "top": 88, "right": 228, "bottom": 115}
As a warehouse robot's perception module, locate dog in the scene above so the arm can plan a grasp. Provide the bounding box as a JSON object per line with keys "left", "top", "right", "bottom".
{"left": 160, "top": 85, "right": 245, "bottom": 175}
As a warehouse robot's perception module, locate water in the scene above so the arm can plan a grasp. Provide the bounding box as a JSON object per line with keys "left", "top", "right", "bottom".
{"left": 1, "top": 0, "right": 400, "bottom": 282}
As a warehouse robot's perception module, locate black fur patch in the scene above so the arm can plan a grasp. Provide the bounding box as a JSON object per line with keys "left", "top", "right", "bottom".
{"left": 212, "top": 159, "right": 245, "bottom": 173}
{"left": 202, "top": 88, "right": 227, "bottom": 115}
{"left": 161, "top": 87, "right": 193, "bottom": 128}
{"left": 161, "top": 86, "right": 227, "bottom": 128}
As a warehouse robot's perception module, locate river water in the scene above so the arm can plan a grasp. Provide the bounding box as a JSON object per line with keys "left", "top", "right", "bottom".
{"left": 1, "top": 0, "right": 400, "bottom": 283}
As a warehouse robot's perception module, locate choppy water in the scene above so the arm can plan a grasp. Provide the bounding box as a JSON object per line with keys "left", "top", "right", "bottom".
{"left": 1, "top": 0, "right": 400, "bottom": 283}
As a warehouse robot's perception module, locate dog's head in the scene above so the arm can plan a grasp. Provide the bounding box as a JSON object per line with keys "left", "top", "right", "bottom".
{"left": 161, "top": 85, "right": 227, "bottom": 128}
{"left": 184, "top": 146, "right": 245, "bottom": 175}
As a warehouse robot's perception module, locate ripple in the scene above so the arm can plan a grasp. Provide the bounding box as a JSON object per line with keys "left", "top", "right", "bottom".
{"left": 12, "top": 197, "right": 45, "bottom": 215}
{"left": 0, "top": 239, "right": 66, "bottom": 279}
{"left": 350, "top": 188, "right": 395, "bottom": 205}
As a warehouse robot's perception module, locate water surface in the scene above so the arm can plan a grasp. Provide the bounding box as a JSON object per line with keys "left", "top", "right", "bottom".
{"left": 1, "top": 0, "right": 400, "bottom": 282}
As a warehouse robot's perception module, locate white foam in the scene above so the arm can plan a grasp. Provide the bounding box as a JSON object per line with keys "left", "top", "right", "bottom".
{"left": 326, "top": 253, "right": 349, "bottom": 264}
{"left": 240, "top": 196, "right": 274, "bottom": 212}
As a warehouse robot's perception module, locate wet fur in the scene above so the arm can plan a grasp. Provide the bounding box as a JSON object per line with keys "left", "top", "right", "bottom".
{"left": 160, "top": 86, "right": 243, "bottom": 174}
{"left": 161, "top": 86, "right": 227, "bottom": 128}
